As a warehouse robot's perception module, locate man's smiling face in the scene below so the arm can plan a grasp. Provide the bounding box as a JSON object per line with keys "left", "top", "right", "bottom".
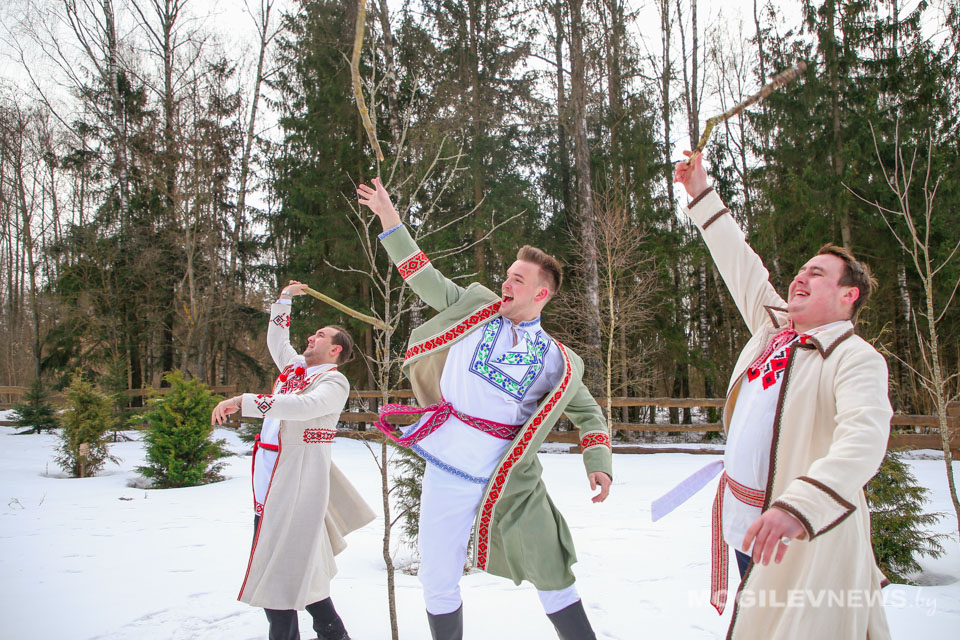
{"left": 500, "top": 260, "right": 550, "bottom": 323}
{"left": 787, "top": 253, "right": 859, "bottom": 332}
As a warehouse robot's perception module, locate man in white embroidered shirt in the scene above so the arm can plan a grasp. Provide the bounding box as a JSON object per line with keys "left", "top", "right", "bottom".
{"left": 357, "top": 178, "right": 613, "bottom": 640}
{"left": 673, "top": 152, "right": 892, "bottom": 640}
{"left": 212, "top": 282, "right": 374, "bottom": 640}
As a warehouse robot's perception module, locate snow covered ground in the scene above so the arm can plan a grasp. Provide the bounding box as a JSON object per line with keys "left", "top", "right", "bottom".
{"left": 1, "top": 426, "right": 958, "bottom": 639}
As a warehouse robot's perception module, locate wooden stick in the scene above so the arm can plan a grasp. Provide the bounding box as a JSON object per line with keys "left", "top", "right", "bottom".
{"left": 351, "top": 0, "right": 385, "bottom": 162}
{"left": 304, "top": 286, "right": 388, "bottom": 330}
{"left": 688, "top": 60, "right": 807, "bottom": 164}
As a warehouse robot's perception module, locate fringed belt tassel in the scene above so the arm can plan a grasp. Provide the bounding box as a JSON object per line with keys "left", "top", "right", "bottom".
{"left": 711, "top": 471, "right": 766, "bottom": 614}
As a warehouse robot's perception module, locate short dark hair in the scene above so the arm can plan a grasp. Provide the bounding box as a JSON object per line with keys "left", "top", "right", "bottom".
{"left": 328, "top": 325, "right": 355, "bottom": 364}
{"left": 517, "top": 245, "right": 563, "bottom": 294}
{"left": 816, "top": 243, "right": 877, "bottom": 320}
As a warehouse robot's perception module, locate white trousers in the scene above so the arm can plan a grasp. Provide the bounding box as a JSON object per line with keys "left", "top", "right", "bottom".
{"left": 417, "top": 463, "right": 580, "bottom": 615}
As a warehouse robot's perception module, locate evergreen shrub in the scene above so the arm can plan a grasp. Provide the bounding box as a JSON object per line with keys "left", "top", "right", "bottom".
{"left": 865, "top": 449, "right": 946, "bottom": 583}
{"left": 12, "top": 379, "right": 59, "bottom": 433}
{"left": 137, "top": 371, "right": 230, "bottom": 488}
{"left": 55, "top": 375, "right": 118, "bottom": 477}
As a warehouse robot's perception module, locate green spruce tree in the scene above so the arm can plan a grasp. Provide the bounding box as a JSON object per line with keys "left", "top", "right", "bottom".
{"left": 137, "top": 371, "right": 230, "bottom": 488}
{"left": 55, "top": 375, "right": 119, "bottom": 478}
{"left": 12, "top": 379, "right": 59, "bottom": 434}
{"left": 865, "top": 449, "right": 946, "bottom": 583}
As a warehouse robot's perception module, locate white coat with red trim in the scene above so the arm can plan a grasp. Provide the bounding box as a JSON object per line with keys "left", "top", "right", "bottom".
{"left": 237, "top": 303, "right": 375, "bottom": 610}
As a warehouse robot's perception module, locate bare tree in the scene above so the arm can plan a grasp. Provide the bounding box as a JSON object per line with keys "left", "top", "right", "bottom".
{"left": 555, "top": 185, "right": 660, "bottom": 436}
{"left": 346, "top": 4, "right": 523, "bottom": 636}
{"left": 847, "top": 123, "right": 960, "bottom": 538}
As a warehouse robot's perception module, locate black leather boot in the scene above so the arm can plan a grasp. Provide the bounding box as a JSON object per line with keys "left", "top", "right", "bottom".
{"left": 307, "top": 598, "right": 350, "bottom": 640}
{"left": 546, "top": 600, "right": 597, "bottom": 640}
{"left": 427, "top": 604, "right": 463, "bottom": 640}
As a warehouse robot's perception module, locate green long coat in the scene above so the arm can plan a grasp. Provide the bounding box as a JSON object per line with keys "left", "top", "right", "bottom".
{"left": 382, "top": 225, "right": 613, "bottom": 590}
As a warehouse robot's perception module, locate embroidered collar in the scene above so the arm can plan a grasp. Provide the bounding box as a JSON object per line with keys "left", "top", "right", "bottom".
{"left": 515, "top": 316, "right": 542, "bottom": 329}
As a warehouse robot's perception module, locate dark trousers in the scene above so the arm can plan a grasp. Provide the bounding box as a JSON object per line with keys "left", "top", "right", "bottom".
{"left": 264, "top": 600, "right": 343, "bottom": 640}
{"left": 252, "top": 515, "right": 346, "bottom": 640}
{"left": 735, "top": 550, "right": 752, "bottom": 579}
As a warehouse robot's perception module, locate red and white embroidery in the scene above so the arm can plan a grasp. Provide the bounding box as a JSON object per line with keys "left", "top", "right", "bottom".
{"left": 303, "top": 428, "right": 337, "bottom": 444}
{"left": 254, "top": 394, "right": 275, "bottom": 416}
{"left": 405, "top": 301, "right": 502, "bottom": 362}
{"left": 397, "top": 250, "right": 431, "bottom": 280}
{"left": 254, "top": 501, "right": 264, "bottom": 515}
{"left": 475, "top": 342, "right": 573, "bottom": 570}
{"left": 746, "top": 345, "right": 792, "bottom": 390}
{"left": 275, "top": 364, "right": 308, "bottom": 394}
{"left": 272, "top": 313, "right": 291, "bottom": 328}
{"left": 580, "top": 431, "right": 611, "bottom": 451}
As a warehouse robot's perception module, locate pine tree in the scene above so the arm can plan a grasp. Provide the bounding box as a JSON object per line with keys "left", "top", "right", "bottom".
{"left": 865, "top": 449, "right": 946, "bottom": 583}
{"left": 391, "top": 444, "right": 426, "bottom": 546}
{"left": 11, "top": 379, "right": 59, "bottom": 434}
{"left": 137, "top": 371, "right": 230, "bottom": 488}
{"left": 55, "top": 375, "right": 119, "bottom": 478}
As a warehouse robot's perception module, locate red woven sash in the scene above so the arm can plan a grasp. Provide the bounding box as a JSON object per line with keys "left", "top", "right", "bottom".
{"left": 375, "top": 400, "right": 522, "bottom": 446}
{"left": 711, "top": 472, "right": 766, "bottom": 614}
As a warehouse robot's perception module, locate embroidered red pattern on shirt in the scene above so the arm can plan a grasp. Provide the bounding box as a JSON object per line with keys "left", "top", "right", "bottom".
{"left": 254, "top": 394, "right": 275, "bottom": 415}
{"left": 405, "top": 301, "right": 502, "bottom": 361}
{"left": 746, "top": 344, "right": 792, "bottom": 390}
{"left": 580, "top": 431, "right": 611, "bottom": 451}
{"left": 303, "top": 428, "right": 337, "bottom": 444}
{"left": 475, "top": 342, "right": 573, "bottom": 570}
{"left": 397, "top": 251, "right": 431, "bottom": 280}
{"left": 272, "top": 313, "right": 291, "bottom": 328}
{"left": 275, "top": 364, "right": 308, "bottom": 394}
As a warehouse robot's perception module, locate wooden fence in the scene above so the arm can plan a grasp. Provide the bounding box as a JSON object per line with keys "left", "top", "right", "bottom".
{"left": 3, "top": 386, "right": 958, "bottom": 456}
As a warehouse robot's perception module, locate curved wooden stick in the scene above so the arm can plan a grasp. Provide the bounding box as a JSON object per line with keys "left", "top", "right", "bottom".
{"left": 688, "top": 60, "right": 808, "bottom": 164}
{"left": 304, "top": 286, "right": 388, "bottom": 331}
{"left": 351, "top": 0, "right": 384, "bottom": 162}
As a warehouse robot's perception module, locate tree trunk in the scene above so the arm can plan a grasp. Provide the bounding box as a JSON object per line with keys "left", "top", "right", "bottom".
{"left": 569, "top": 0, "right": 602, "bottom": 382}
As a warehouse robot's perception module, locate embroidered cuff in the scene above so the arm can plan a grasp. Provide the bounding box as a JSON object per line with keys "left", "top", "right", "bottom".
{"left": 378, "top": 223, "right": 402, "bottom": 240}
{"left": 242, "top": 393, "right": 276, "bottom": 418}
{"left": 772, "top": 476, "right": 856, "bottom": 540}
{"left": 580, "top": 431, "right": 611, "bottom": 451}
{"left": 397, "top": 250, "right": 431, "bottom": 280}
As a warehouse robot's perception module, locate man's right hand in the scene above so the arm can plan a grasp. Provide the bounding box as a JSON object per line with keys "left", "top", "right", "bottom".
{"left": 357, "top": 177, "right": 402, "bottom": 231}
{"left": 673, "top": 150, "right": 709, "bottom": 200}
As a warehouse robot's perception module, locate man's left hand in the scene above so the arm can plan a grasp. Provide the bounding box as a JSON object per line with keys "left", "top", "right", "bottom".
{"left": 742, "top": 506, "right": 807, "bottom": 566}
{"left": 588, "top": 471, "right": 611, "bottom": 503}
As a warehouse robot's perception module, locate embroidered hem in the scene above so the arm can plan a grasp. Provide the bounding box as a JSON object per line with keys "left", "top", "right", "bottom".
{"left": 411, "top": 445, "right": 489, "bottom": 485}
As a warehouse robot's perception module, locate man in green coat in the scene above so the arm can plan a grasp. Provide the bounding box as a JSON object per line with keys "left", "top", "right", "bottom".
{"left": 358, "top": 178, "right": 614, "bottom": 640}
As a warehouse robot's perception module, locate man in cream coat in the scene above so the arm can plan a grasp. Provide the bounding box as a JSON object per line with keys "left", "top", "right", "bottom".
{"left": 673, "top": 152, "right": 892, "bottom": 640}
{"left": 212, "top": 282, "right": 375, "bottom": 640}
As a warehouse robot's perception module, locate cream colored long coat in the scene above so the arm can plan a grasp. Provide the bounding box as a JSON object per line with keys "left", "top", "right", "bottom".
{"left": 684, "top": 190, "right": 892, "bottom": 640}
{"left": 237, "top": 303, "right": 375, "bottom": 610}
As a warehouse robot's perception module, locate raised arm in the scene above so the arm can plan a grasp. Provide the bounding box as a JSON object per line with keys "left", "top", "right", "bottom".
{"left": 266, "top": 281, "right": 310, "bottom": 371}
{"left": 358, "top": 178, "right": 465, "bottom": 312}
{"left": 673, "top": 152, "right": 786, "bottom": 335}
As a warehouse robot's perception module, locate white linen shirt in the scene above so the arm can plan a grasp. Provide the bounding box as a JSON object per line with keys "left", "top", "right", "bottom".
{"left": 405, "top": 315, "right": 564, "bottom": 483}
{"left": 722, "top": 320, "right": 852, "bottom": 551}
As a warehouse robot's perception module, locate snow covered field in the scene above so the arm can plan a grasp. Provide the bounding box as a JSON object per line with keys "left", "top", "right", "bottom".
{"left": 2, "top": 426, "right": 958, "bottom": 639}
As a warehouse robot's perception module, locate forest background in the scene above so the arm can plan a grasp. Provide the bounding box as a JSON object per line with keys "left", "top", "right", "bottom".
{"left": 0, "top": 0, "right": 957, "bottom": 427}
